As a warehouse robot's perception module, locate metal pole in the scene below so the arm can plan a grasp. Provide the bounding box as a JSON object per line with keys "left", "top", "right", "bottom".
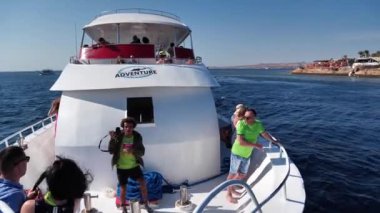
{"left": 130, "top": 200, "right": 141, "bottom": 213}
{"left": 75, "top": 23, "right": 78, "bottom": 58}
{"left": 190, "top": 31, "right": 194, "bottom": 50}
{"left": 79, "top": 30, "right": 85, "bottom": 59}
{"left": 117, "top": 23, "right": 120, "bottom": 44}
{"left": 180, "top": 185, "right": 189, "bottom": 205}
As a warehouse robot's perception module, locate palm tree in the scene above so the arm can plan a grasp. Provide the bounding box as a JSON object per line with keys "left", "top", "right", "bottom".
{"left": 371, "top": 51, "right": 380, "bottom": 57}
{"left": 364, "top": 50, "right": 370, "bottom": 57}
{"left": 358, "top": 51, "right": 365, "bottom": 58}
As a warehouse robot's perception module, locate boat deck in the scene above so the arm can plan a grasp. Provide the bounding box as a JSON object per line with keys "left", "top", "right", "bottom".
{"left": 18, "top": 124, "right": 305, "bottom": 212}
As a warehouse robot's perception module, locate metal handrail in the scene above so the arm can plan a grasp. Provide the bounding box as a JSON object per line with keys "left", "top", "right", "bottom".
{"left": 193, "top": 179, "right": 262, "bottom": 213}
{"left": 70, "top": 57, "right": 201, "bottom": 66}
{"left": 0, "top": 115, "right": 56, "bottom": 149}
{"left": 195, "top": 141, "right": 291, "bottom": 212}
{"left": 96, "top": 8, "right": 181, "bottom": 21}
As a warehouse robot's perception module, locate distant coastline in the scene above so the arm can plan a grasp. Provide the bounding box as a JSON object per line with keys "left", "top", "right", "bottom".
{"left": 209, "top": 62, "right": 380, "bottom": 76}
{"left": 292, "top": 67, "right": 380, "bottom": 77}
{"left": 209, "top": 62, "right": 303, "bottom": 70}
{"left": 291, "top": 56, "right": 380, "bottom": 77}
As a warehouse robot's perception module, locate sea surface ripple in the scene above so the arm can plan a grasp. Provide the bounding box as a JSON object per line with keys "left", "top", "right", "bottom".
{"left": 0, "top": 70, "right": 379, "bottom": 212}
{"left": 212, "top": 69, "right": 380, "bottom": 212}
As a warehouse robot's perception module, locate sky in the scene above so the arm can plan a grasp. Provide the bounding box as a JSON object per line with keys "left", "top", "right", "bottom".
{"left": 0, "top": 0, "right": 379, "bottom": 71}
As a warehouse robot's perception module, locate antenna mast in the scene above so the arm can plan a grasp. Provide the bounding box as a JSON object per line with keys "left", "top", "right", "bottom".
{"left": 75, "top": 23, "right": 78, "bottom": 57}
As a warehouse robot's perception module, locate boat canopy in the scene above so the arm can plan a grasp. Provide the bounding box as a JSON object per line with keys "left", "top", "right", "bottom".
{"left": 83, "top": 10, "right": 191, "bottom": 48}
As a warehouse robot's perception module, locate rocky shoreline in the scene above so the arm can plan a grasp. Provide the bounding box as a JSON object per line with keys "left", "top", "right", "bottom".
{"left": 292, "top": 67, "right": 380, "bottom": 77}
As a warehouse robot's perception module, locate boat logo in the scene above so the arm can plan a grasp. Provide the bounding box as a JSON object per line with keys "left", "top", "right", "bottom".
{"left": 115, "top": 66, "right": 157, "bottom": 78}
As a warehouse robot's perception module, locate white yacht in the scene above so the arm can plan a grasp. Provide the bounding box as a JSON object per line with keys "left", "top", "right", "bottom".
{"left": 0, "top": 9, "right": 305, "bottom": 212}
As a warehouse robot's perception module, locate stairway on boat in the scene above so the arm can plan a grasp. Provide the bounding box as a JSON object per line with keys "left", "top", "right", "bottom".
{"left": 230, "top": 140, "right": 305, "bottom": 212}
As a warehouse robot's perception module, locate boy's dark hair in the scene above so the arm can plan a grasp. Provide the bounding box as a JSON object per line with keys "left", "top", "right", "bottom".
{"left": 42, "top": 157, "right": 91, "bottom": 200}
{"left": 0, "top": 146, "right": 26, "bottom": 174}
{"left": 120, "top": 117, "right": 137, "bottom": 128}
{"left": 246, "top": 108, "right": 257, "bottom": 116}
{"left": 142, "top": 36, "right": 150, "bottom": 44}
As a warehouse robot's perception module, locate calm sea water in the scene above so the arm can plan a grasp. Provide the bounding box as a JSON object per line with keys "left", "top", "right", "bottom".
{"left": 0, "top": 69, "right": 379, "bottom": 212}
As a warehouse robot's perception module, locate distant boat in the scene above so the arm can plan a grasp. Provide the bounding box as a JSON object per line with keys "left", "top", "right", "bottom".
{"left": 38, "top": 69, "right": 54, "bottom": 75}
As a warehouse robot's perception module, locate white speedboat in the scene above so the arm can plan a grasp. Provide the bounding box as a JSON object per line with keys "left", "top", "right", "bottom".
{"left": 37, "top": 69, "right": 55, "bottom": 75}
{"left": 0, "top": 9, "right": 305, "bottom": 212}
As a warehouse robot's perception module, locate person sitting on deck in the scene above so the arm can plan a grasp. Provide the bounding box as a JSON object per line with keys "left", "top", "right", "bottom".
{"left": 21, "top": 157, "right": 92, "bottom": 213}
{"left": 142, "top": 36, "right": 150, "bottom": 44}
{"left": 156, "top": 50, "right": 169, "bottom": 64}
{"left": 117, "top": 56, "right": 126, "bottom": 64}
{"left": 48, "top": 98, "right": 60, "bottom": 117}
{"left": 185, "top": 58, "right": 194, "bottom": 65}
{"left": 130, "top": 35, "right": 141, "bottom": 44}
{"left": 126, "top": 55, "right": 137, "bottom": 64}
{"left": 97, "top": 37, "right": 110, "bottom": 46}
{"left": 0, "top": 146, "right": 37, "bottom": 213}
{"left": 167, "top": 42, "right": 175, "bottom": 58}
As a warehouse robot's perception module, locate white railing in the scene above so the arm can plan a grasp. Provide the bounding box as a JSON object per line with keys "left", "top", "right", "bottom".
{"left": 193, "top": 179, "right": 262, "bottom": 213}
{"left": 195, "top": 142, "right": 291, "bottom": 212}
{"left": 0, "top": 115, "right": 56, "bottom": 150}
{"left": 70, "top": 56, "right": 201, "bottom": 66}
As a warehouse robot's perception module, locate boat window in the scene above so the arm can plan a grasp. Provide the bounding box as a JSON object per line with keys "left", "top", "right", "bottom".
{"left": 127, "top": 97, "right": 154, "bottom": 124}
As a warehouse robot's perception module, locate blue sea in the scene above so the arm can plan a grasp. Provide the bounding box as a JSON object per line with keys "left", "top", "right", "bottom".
{"left": 0, "top": 69, "right": 379, "bottom": 212}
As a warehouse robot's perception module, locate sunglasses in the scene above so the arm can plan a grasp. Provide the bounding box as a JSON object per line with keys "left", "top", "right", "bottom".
{"left": 14, "top": 156, "right": 30, "bottom": 165}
